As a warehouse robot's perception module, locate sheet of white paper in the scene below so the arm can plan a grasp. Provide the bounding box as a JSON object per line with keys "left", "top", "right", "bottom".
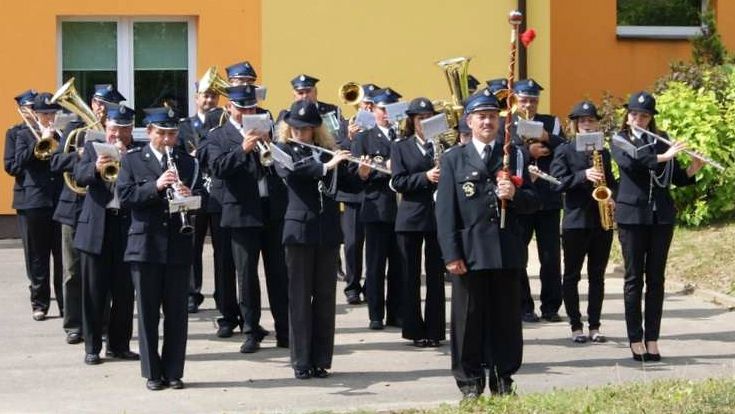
{"left": 84, "top": 130, "right": 106, "bottom": 143}
{"left": 517, "top": 119, "right": 544, "bottom": 139}
{"left": 269, "top": 143, "right": 295, "bottom": 170}
{"left": 384, "top": 101, "right": 409, "bottom": 123}
{"left": 169, "top": 195, "right": 201, "bottom": 213}
{"left": 612, "top": 134, "right": 638, "bottom": 158}
{"left": 575, "top": 132, "right": 604, "bottom": 152}
{"left": 92, "top": 142, "right": 120, "bottom": 161}
{"left": 420, "top": 113, "right": 450, "bottom": 142}
{"left": 354, "top": 109, "right": 376, "bottom": 129}
{"left": 241, "top": 114, "right": 272, "bottom": 134}
{"left": 255, "top": 86, "right": 267, "bottom": 101}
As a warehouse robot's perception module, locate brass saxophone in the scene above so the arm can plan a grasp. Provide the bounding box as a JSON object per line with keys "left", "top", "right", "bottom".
{"left": 590, "top": 149, "right": 615, "bottom": 231}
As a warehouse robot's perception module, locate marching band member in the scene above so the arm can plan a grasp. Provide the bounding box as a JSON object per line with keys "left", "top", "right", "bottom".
{"left": 436, "top": 89, "right": 538, "bottom": 398}
{"left": 4, "top": 90, "right": 37, "bottom": 289}
{"left": 13, "top": 92, "right": 64, "bottom": 321}
{"left": 118, "top": 107, "right": 200, "bottom": 390}
{"left": 511, "top": 79, "right": 566, "bottom": 323}
{"left": 226, "top": 61, "right": 272, "bottom": 117}
{"left": 276, "top": 74, "right": 342, "bottom": 127}
{"left": 177, "top": 82, "right": 221, "bottom": 313}
{"left": 390, "top": 98, "right": 445, "bottom": 347}
{"left": 208, "top": 84, "right": 289, "bottom": 353}
{"left": 351, "top": 87, "right": 403, "bottom": 330}
{"left": 74, "top": 104, "right": 141, "bottom": 365}
{"left": 339, "top": 83, "right": 379, "bottom": 304}
{"left": 550, "top": 101, "right": 616, "bottom": 343}
{"left": 612, "top": 92, "right": 702, "bottom": 361}
{"left": 275, "top": 100, "right": 364, "bottom": 379}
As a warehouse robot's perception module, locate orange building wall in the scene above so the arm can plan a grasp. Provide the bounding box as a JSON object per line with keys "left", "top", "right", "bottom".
{"left": 0, "top": 0, "right": 261, "bottom": 215}
{"left": 549, "top": 0, "right": 735, "bottom": 120}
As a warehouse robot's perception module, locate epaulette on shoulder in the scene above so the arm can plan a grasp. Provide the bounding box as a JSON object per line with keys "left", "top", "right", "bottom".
{"left": 208, "top": 124, "right": 223, "bottom": 133}
{"left": 127, "top": 146, "right": 143, "bottom": 154}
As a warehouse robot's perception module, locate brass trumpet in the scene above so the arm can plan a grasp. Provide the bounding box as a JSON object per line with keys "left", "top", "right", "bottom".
{"left": 17, "top": 107, "right": 58, "bottom": 160}
{"left": 338, "top": 82, "right": 364, "bottom": 107}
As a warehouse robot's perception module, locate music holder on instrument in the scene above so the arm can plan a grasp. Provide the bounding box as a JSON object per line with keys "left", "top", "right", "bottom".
{"left": 420, "top": 113, "right": 450, "bottom": 143}
{"left": 576, "top": 132, "right": 604, "bottom": 152}
{"left": 241, "top": 114, "right": 272, "bottom": 134}
{"left": 384, "top": 101, "right": 410, "bottom": 124}
{"left": 169, "top": 195, "right": 201, "bottom": 214}
{"left": 321, "top": 111, "right": 340, "bottom": 136}
{"left": 269, "top": 144, "right": 295, "bottom": 171}
{"left": 611, "top": 133, "right": 639, "bottom": 158}
{"left": 255, "top": 86, "right": 267, "bottom": 101}
{"left": 354, "top": 109, "right": 376, "bottom": 130}
{"left": 517, "top": 118, "right": 544, "bottom": 139}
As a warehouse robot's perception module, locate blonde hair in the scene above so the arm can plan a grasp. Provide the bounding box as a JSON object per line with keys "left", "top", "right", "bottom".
{"left": 276, "top": 121, "right": 336, "bottom": 150}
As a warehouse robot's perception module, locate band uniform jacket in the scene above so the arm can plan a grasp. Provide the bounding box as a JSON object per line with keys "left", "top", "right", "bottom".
{"left": 509, "top": 113, "right": 566, "bottom": 210}
{"left": 334, "top": 132, "right": 362, "bottom": 204}
{"left": 177, "top": 108, "right": 223, "bottom": 155}
{"left": 611, "top": 130, "right": 695, "bottom": 225}
{"left": 13, "top": 128, "right": 63, "bottom": 210}
{"left": 4, "top": 123, "right": 28, "bottom": 209}
{"left": 117, "top": 145, "right": 201, "bottom": 265}
{"left": 73, "top": 139, "right": 143, "bottom": 255}
{"left": 436, "top": 136, "right": 539, "bottom": 271}
{"left": 350, "top": 127, "right": 397, "bottom": 223}
{"left": 50, "top": 131, "right": 85, "bottom": 227}
{"left": 196, "top": 133, "right": 223, "bottom": 214}
{"left": 390, "top": 135, "right": 437, "bottom": 232}
{"left": 550, "top": 142, "right": 617, "bottom": 230}
{"left": 274, "top": 141, "right": 361, "bottom": 246}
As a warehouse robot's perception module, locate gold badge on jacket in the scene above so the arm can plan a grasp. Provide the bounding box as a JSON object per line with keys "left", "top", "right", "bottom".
{"left": 374, "top": 155, "right": 384, "bottom": 164}
{"left": 462, "top": 182, "right": 476, "bottom": 197}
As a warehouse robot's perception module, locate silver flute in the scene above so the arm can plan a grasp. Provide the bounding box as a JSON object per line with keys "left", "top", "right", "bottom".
{"left": 528, "top": 165, "right": 562, "bottom": 185}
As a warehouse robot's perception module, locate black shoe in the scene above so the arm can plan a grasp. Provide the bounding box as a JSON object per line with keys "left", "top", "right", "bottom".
{"left": 541, "top": 313, "right": 562, "bottom": 322}
{"left": 276, "top": 338, "right": 289, "bottom": 348}
{"left": 254, "top": 326, "right": 270, "bottom": 341}
{"left": 346, "top": 294, "right": 361, "bottom": 305}
{"left": 425, "top": 339, "right": 442, "bottom": 348}
{"left": 167, "top": 378, "right": 184, "bottom": 389}
{"left": 645, "top": 352, "right": 661, "bottom": 362}
{"left": 84, "top": 353, "right": 101, "bottom": 365}
{"left": 216, "top": 325, "right": 234, "bottom": 338}
{"left": 368, "top": 320, "right": 384, "bottom": 330}
{"left": 412, "top": 339, "right": 427, "bottom": 348}
{"left": 294, "top": 368, "right": 312, "bottom": 379}
{"left": 521, "top": 311, "right": 540, "bottom": 323}
{"left": 106, "top": 350, "right": 140, "bottom": 360}
{"left": 146, "top": 379, "right": 166, "bottom": 391}
{"left": 187, "top": 297, "right": 199, "bottom": 313}
{"left": 385, "top": 317, "right": 403, "bottom": 328}
{"left": 240, "top": 336, "right": 260, "bottom": 353}
{"left": 66, "top": 332, "right": 82, "bottom": 344}
{"left": 312, "top": 367, "right": 329, "bottom": 378}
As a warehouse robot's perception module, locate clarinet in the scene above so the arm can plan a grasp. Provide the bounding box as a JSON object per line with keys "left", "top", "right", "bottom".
{"left": 164, "top": 146, "right": 195, "bottom": 235}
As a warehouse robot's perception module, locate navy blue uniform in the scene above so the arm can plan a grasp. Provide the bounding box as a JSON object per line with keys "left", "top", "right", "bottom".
{"left": 550, "top": 142, "right": 617, "bottom": 333}
{"left": 117, "top": 144, "right": 200, "bottom": 382}
{"left": 351, "top": 126, "right": 402, "bottom": 327}
{"left": 390, "top": 136, "right": 445, "bottom": 342}
{"left": 511, "top": 112, "right": 566, "bottom": 319}
{"left": 13, "top": 127, "right": 63, "bottom": 316}
{"left": 208, "top": 121, "right": 289, "bottom": 345}
{"left": 4, "top": 123, "right": 33, "bottom": 281}
{"left": 612, "top": 129, "right": 695, "bottom": 343}
{"left": 436, "top": 136, "right": 538, "bottom": 395}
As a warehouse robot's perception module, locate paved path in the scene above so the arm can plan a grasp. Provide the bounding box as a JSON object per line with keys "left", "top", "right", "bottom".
{"left": 0, "top": 243, "right": 733, "bottom": 413}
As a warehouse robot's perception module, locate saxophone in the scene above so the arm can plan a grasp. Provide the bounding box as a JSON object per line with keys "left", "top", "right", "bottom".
{"left": 590, "top": 150, "right": 615, "bottom": 231}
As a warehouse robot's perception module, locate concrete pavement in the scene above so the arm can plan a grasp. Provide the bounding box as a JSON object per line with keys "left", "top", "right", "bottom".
{"left": 0, "top": 243, "right": 733, "bottom": 413}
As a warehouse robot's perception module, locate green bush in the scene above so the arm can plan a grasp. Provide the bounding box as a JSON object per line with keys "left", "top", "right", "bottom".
{"left": 617, "top": 0, "right": 701, "bottom": 26}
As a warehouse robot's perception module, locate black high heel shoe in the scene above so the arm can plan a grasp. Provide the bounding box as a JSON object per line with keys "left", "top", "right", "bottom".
{"left": 645, "top": 342, "right": 661, "bottom": 361}
{"left": 630, "top": 343, "right": 647, "bottom": 361}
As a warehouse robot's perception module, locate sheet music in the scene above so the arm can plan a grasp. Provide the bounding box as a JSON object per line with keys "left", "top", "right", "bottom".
{"left": 92, "top": 142, "right": 120, "bottom": 161}
{"left": 420, "top": 114, "right": 450, "bottom": 142}
{"left": 255, "top": 86, "right": 267, "bottom": 102}
{"left": 269, "top": 143, "right": 295, "bottom": 170}
{"left": 612, "top": 133, "right": 638, "bottom": 158}
{"left": 354, "top": 109, "right": 376, "bottom": 130}
{"left": 575, "top": 132, "right": 604, "bottom": 152}
{"left": 85, "top": 130, "right": 107, "bottom": 143}
{"left": 384, "top": 101, "right": 409, "bottom": 123}
{"left": 241, "top": 114, "right": 272, "bottom": 134}
{"left": 517, "top": 119, "right": 544, "bottom": 139}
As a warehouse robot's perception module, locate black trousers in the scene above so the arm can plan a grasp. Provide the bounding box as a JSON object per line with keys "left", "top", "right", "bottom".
{"left": 210, "top": 213, "right": 239, "bottom": 329}
{"left": 131, "top": 262, "right": 188, "bottom": 381}
{"left": 519, "top": 209, "right": 562, "bottom": 316}
{"left": 341, "top": 202, "right": 365, "bottom": 298}
{"left": 364, "top": 222, "right": 403, "bottom": 324}
{"left": 618, "top": 223, "right": 674, "bottom": 343}
{"left": 61, "top": 223, "right": 82, "bottom": 335}
{"left": 24, "top": 208, "right": 63, "bottom": 314}
{"left": 561, "top": 228, "right": 613, "bottom": 332}
{"left": 451, "top": 270, "right": 522, "bottom": 395}
{"left": 397, "top": 232, "right": 445, "bottom": 341}
{"left": 285, "top": 245, "right": 338, "bottom": 370}
{"left": 188, "top": 210, "right": 210, "bottom": 306}
{"left": 16, "top": 210, "right": 32, "bottom": 281}
{"left": 230, "top": 221, "right": 289, "bottom": 341}
{"left": 80, "top": 213, "right": 134, "bottom": 354}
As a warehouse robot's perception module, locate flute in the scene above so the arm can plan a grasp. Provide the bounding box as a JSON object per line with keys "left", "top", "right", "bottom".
{"left": 629, "top": 124, "right": 725, "bottom": 171}
{"left": 528, "top": 165, "right": 562, "bottom": 185}
{"left": 295, "top": 141, "right": 391, "bottom": 174}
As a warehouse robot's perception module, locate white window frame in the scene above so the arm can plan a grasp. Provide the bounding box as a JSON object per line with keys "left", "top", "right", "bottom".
{"left": 57, "top": 16, "right": 197, "bottom": 136}
{"left": 616, "top": 0, "right": 707, "bottom": 40}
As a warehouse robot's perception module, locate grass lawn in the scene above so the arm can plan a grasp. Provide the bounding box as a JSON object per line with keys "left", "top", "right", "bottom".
{"left": 401, "top": 378, "right": 735, "bottom": 414}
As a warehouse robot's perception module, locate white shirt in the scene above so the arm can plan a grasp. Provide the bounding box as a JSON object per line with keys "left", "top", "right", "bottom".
{"left": 377, "top": 125, "right": 393, "bottom": 141}
{"left": 196, "top": 112, "right": 206, "bottom": 124}
{"left": 471, "top": 137, "right": 494, "bottom": 159}
{"left": 414, "top": 135, "right": 428, "bottom": 156}
{"left": 149, "top": 144, "right": 165, "bottom": 166}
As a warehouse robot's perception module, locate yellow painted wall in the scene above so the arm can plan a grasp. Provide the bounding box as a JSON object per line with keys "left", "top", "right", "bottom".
{"left": 260, "top": 0, "right": 525, "bottom": 118}
{"left": 0, "top": 0, "right": 262, "bottom": 214}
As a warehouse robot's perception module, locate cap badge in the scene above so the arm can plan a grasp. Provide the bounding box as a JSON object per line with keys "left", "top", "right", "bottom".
{"left": 168, "top": 109, "right": 175, "bottom": 118}
{"left": 299, "top": 75, "right": 306, "bottom": 81}
{"left": 106, "top": 85, "right": 113, "bottom": 91}
{"left": 638, "top": 95, "right": 645, "bottom": 103}
{"left": 462, "top": 182, "right": 476, "bottom": 197}
{"left": 119, "top": 106, "right": 126, "bottom": 114}
{"left": 529, "top": 80, "right": 535, "bottom": 87}
{"left": 420, "top": 101, "right": 427, "bottom": 108}
{"left": 483, "top": 89, "right": 490, "bottom": 96}
{"left": 582, "top": 103, "right": 589, "bottom": 110}
{"left": 298, "top": 107, "right": 306, "bottom": 116}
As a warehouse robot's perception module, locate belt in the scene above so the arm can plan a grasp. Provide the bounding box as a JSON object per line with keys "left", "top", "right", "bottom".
{"left": 106, "top": 208, "right": 121, "bottom": 216}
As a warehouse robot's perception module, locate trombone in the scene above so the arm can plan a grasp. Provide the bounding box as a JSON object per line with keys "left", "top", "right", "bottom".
{"left": 628, "top": 124, "right": 725, "bottom": 171}
{"left": 17, "top": 106, "right": 59, "bottom": 160}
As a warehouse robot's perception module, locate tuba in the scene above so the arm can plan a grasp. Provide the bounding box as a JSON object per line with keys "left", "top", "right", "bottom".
{"left": 198, "top": 66, "right": 231, "bottom": 96}
{"left": 51, "top": 78, "right": 105, "bottom": 195}
{"left": 591, "top": 149, "right": 615, "bottom": 230}
{"left": 432, "top": 56, "right": 471, "bottom": 159}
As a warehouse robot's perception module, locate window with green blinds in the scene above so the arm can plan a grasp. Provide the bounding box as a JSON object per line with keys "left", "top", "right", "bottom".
{"left": 133, "top": 22, "right": 188, "bottom": 70}
{"left": 62, "top": 22, "right": 117, "bottom": 71}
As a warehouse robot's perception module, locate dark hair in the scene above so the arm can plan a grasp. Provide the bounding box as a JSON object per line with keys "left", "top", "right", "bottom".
{"left": 620, "top": 110, "right": 658, "bottom": 135}
{"left": 404, "top": 114, "right": 418, "bottom": 137}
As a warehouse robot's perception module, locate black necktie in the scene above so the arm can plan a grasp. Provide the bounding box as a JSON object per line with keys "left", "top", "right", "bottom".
{"left": 483, "top": 144, "right": 493, "bottom": 168}
{"left": 423, "top": 141, "right": 434, "bottom": 159}
{"left": 160, "top": 153, "right": 168, "bottom": 171}
{"left": 388, "top": 128, "right": 396, "bottom": 140}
